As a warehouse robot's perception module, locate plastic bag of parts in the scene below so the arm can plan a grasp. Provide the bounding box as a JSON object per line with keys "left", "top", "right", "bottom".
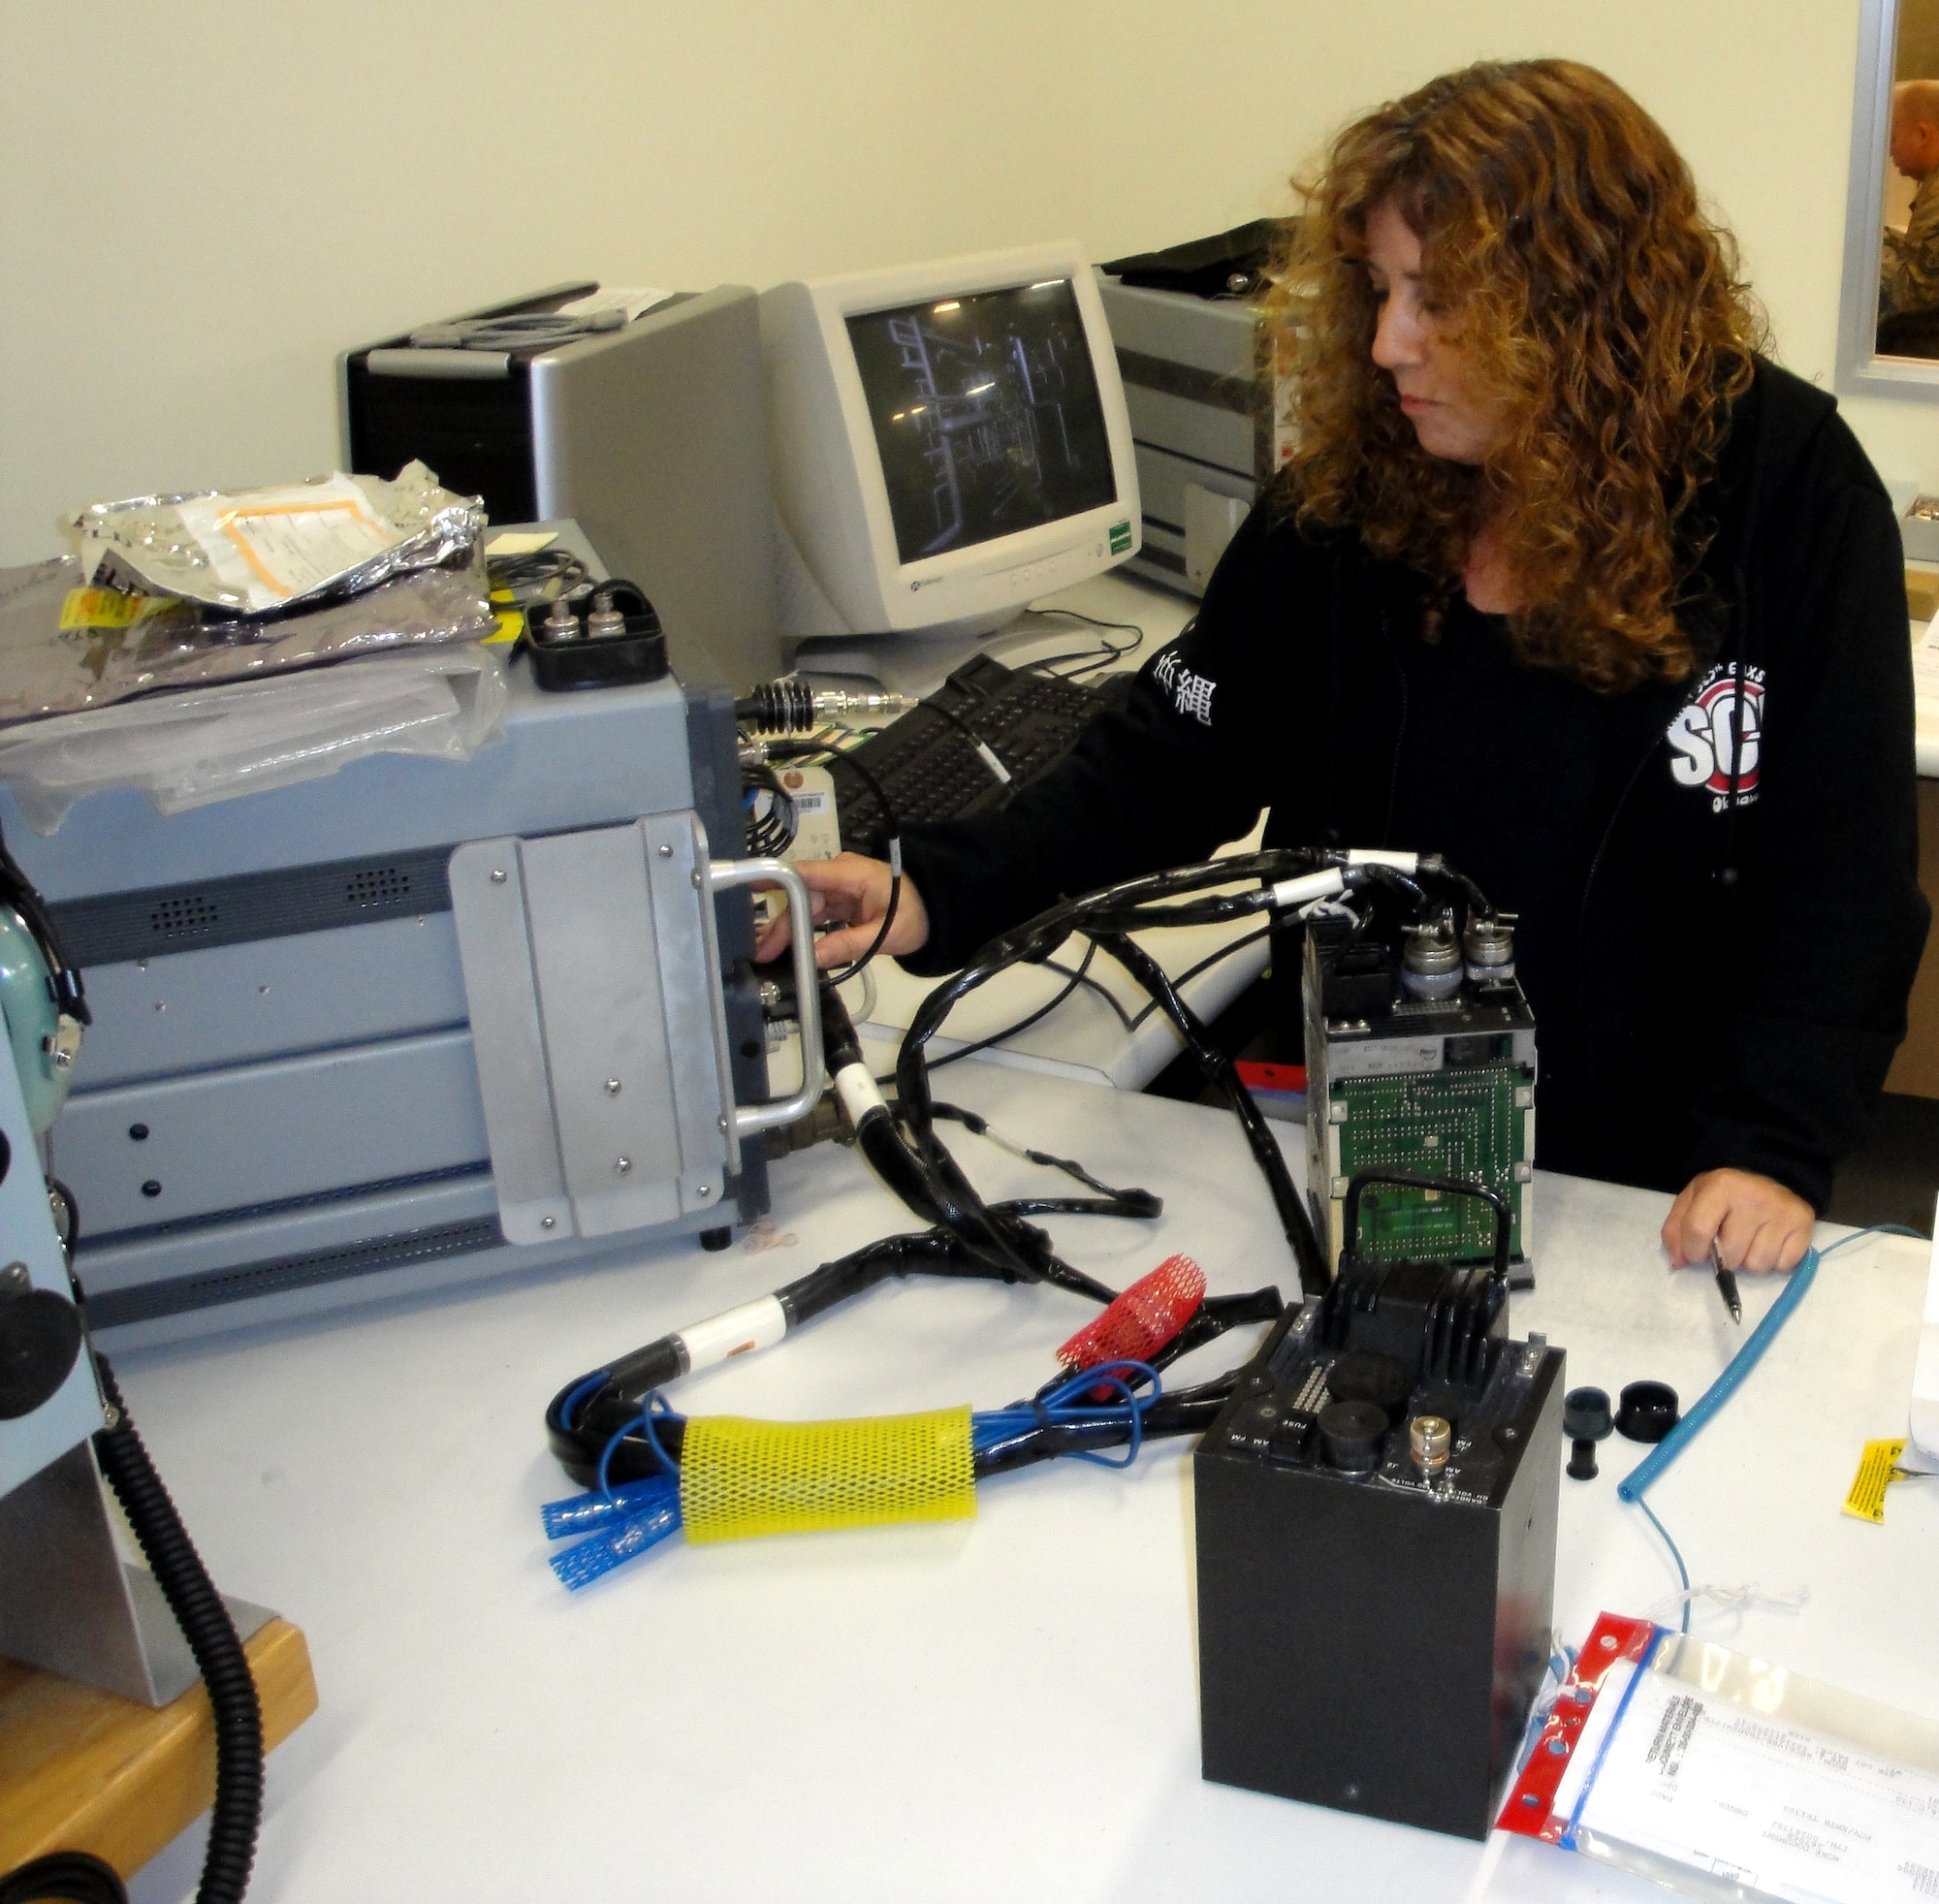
{"left": 1498, "top": 1610, "right": 1939, "bottom": 1903}
{"left": 0, "top": 555, "right": 495, "bottom": 729}
{"left": 0, "top": 648, "right": 507, "bottom": 832}
{"left": 63, "top": 461, "right": 485, "bottom": 616}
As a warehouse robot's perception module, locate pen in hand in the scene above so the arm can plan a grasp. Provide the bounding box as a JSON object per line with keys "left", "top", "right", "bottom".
{"left": 1710, "top": 1238, "right": 1742, "bottom": 1324}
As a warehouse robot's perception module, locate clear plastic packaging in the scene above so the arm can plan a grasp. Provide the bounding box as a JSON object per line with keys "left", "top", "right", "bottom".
{"left": 0, "top": 648, "right": 507, "bottom": 831}
{"left": 0, "top": 555, "right": 495, "bottom": 730}
{"left": 63, "top": 462, "right": 484, "bottom": 615}
{"left": 1501, "top": 1611, "right": 1939, "bottom": 1903}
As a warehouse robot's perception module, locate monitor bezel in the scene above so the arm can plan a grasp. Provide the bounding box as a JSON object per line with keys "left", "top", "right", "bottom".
{"left": 798, "top": 243, "right": 1139, "bottom": 630}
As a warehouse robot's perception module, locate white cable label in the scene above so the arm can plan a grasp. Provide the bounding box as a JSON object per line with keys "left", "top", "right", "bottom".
{"left": 1266, "top": 869, "right": 1346, "bottom": 909}
{"left": 677, "top": 1295, "right": 788, "bottom": 1373}
{"left": 834, "top": 1060, "right": 887, "bottom": 1127}
{"left": 1347, "top": 848, "right": 1419, "bottom": 873}
{"left": 973, "top": 741, "right": 1012, "bottom": 784}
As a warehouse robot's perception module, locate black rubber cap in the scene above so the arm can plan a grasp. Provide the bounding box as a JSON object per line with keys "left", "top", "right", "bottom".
{"left": 1318, "top": 1398, "right": 1388, "bottom": 1473}
{"left": 1325, "top": 1352, "right": 1411, "bottom": 1413}
{"left": 1563, "top": 1385, "right": 1613, "bottom": 1442}
{"left": 0, "top": 1285, "right": 83, "bottom": 1420}
{"left": 1616, "top": 1380, "right": 1680, "bottom": 1444}
{"left": 1566, "top": 1439, "right": 1600, "bottom": 1482}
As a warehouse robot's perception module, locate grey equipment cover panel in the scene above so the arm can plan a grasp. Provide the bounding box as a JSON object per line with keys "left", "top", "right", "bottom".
{"left": 449, "top": 816, "right": 822, "bottom": 1246}
{"left": 451, "top": 814, "right": 734, "bottom": 1241}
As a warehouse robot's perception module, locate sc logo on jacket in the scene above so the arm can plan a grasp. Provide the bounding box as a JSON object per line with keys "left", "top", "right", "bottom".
{"left": 1667, "top": 663, "right": 1764, "bottom": 811}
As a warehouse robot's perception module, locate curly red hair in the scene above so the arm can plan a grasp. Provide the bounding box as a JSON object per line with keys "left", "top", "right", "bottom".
{"left": 1271, "top": 59, "right": 1765, "bottom": 691}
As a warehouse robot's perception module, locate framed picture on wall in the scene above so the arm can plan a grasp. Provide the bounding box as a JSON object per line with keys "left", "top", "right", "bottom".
{"left": 1841, "top": 0, "right": 1939, "bottom": 394}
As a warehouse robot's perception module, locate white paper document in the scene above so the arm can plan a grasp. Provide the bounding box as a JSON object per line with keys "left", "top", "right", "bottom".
{"left": 1574, "top": 1667, "right": 1939, "bottom": 1902}
{"left": 174, "top": 475, "right": 403, "bottom": 612}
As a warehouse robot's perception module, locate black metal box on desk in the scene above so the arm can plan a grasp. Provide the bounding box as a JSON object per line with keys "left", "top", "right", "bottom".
{"left": 1194, "top": 1285, "right": 1564, "bottom": 1838}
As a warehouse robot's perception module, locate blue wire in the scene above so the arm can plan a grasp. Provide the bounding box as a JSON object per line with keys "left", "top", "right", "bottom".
{"left": 1633, "top": 1495, "right": 1693, "bottom": 1634}
{"left": 1616, "top": 1222, "right": 1921, "bottom": 1633}
{"left": 971, "top": 1360, "right": 1162, "bottom": 1470}
{"left": 596, "top": 1393, "right": 686, "bottom": 1499}
{"left": 561, "top": 1371, "right": 609, "bottom": 1430}
{"left": 1619, "top": 1222, "right": 1921, "bottom": 1506}
{"left": 640, "top": 1390, "right": 681, "bottom": 1474}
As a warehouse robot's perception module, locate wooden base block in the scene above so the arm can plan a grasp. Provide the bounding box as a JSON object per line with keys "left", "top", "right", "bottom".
{"left": 0, "top": 1616, "right": 317, "bottom": 1881}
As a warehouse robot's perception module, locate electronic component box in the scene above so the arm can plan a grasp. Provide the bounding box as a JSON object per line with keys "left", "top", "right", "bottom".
{"left": 342, "top": 284, "right": 779, "bottom": 691}
{"left": 1095, "top": 274, "right": 1267, "bottom": 595}
{"left": 1194, "top": 1173, "right": 1564, "bottom": 1838}
{"left": 7, "top": 550, "right": 822, "bottom": 1347}
{"left": 1302, "top": 906, "right": 1536, "bottom": 1284}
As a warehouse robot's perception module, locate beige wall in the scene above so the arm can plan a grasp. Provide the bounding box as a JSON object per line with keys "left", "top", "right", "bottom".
{"left": 3, "top": 1, "right": 1929, "bottom": 567}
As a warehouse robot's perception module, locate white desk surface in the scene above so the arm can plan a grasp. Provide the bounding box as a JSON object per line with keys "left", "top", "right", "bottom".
{"left": 110, "top": 1063, "right": 1936, "bottom": 1904}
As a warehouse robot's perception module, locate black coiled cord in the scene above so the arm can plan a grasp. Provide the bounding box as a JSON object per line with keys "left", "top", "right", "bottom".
{"left": 90, "top": 1357, "right": 262, "bottom": 1904}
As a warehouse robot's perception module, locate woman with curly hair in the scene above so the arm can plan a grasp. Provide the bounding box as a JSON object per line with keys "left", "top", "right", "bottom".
{"left": 768, "top": 59, "right": 1927, "bottom": 1279}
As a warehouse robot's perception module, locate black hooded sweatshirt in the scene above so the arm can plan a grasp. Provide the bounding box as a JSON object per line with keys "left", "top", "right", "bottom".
{"left": 897, "top": 359, "right": 1930, "bottom": 1210}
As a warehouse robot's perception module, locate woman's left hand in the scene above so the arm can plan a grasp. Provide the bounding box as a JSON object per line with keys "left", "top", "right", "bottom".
{"left": 1661, "top": 1168, "right": 1816, "bottom": 1274}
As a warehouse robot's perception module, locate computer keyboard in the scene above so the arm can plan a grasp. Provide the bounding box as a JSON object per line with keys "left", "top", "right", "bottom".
{"left": 825, "top": 652, "right": 1103, "bottom": 855}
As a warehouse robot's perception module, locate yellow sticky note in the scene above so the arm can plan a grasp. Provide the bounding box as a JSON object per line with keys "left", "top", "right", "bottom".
{"left": 58, "top": 587, "right": 175, "bottom": 631}
{"left": 484, "top": 530, "right": 556, "bottom": 557}
{"left": 1843, "top": 1438, "right": 1909, "bottom": 1523}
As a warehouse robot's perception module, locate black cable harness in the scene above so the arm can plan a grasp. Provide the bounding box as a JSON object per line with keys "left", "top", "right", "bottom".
{"left": 547, "top": 844, "right": 1500, "bottom": 1491}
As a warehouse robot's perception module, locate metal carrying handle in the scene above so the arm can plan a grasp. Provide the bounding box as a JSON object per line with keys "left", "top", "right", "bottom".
{"left": 707, "top": 857, "right": 824, "bottom": 1137}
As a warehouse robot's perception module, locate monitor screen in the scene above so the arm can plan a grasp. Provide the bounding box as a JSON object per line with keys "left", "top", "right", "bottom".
{"left": 845, "top": 279, "right": 1118, "bottom": 565}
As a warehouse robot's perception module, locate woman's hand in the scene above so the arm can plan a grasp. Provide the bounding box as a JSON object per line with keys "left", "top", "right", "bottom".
{"left": 1661, "top": 1168, "right": 1816, "bottom": 1275}
{"left": 753, "top": 852, "right": 932, "bottom": 970}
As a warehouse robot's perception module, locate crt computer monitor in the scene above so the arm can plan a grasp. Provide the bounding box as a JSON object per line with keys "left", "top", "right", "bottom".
{"left": 760, "top": 243, "right": 1142, "bottom": 647}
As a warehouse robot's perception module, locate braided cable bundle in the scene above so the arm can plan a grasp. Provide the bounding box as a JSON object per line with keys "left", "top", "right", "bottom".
{"left": 681, "top": 1407, "right": 976, "bottom": 1543}
{"left": 1056, "top": 1254, "right": 1205, "bottom": 1372}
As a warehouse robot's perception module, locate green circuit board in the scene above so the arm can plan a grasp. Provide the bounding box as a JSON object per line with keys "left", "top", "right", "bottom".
{"left": 1331, "top": 1065, "right": 1527, "bottom": 1262}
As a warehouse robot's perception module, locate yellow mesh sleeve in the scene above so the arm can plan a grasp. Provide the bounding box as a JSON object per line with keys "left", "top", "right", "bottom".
{"left": 679, "top": 1406, "right": 976, "bottom": 1544}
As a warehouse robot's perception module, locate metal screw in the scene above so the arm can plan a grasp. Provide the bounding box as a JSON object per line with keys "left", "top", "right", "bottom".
{"left": 153, "top": 1001, "right": 166, "bottom": 1012}
{"left": 697, "top": 1185, "right": 712, "bottom": 1197}
{"left": 716, "top": 1115, "right": 729, "bottom": 1133}
{"left": 0, "top": 1261, "right": 29, "bottom": 1295}
{"left": 605, "top": 1078, "right": 621, "bottom": 1096}
{"left": 258, "top": 985, "right": 270, "bottom": 996}
{"left": 616, "top": 1157, "right": 632, "bottom": 1175}
{"left": 102, "top": 1405, "right": 121, "bottom": 1430}
{"left": 690, "top": 871, "right": 702, "bottom": 889}
{"left": 541, "top": 1216, "right": 556, "bottom": 1231}
{"left": 657, "top": 843, "right": 674, "bottom": 860}
{"left": 491, "top": 869, "right": 508, "bottom": 885}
